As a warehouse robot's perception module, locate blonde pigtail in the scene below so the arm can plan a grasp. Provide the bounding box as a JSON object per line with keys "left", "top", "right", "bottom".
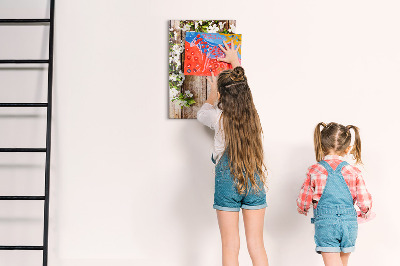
{"left": 314, "top": 122, "right": 326, "bottom": 162}
{"left": 347, "top": 125, "right": 362, "bottom": 164}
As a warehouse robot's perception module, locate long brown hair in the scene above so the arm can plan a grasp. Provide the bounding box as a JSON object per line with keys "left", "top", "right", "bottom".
{"left": 314, "top": 122, "right": 362, "bottom": 164}
{"left": 217, "top": 66, "right": 267, "bottom": 194}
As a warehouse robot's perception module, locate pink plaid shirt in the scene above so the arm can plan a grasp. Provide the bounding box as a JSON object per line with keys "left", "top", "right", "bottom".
{"left": 297, "top": 155, "right": 372, "bottom": 218}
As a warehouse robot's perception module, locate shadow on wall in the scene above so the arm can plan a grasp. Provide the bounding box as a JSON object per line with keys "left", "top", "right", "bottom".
{"left": 172, "top": 121, "right": 216, "bottom": 266}
{"left": 264, "top": 145, "right": 316, "bottom": 265}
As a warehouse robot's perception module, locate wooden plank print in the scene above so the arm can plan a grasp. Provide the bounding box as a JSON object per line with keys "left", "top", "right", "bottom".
{"left": 169, "top": 20, "right": 236, "bottom": 119}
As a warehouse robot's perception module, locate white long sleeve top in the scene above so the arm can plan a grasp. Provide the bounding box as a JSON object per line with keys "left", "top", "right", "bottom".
{"left": 197, "top": 103, "right": 225, "bottom": 164}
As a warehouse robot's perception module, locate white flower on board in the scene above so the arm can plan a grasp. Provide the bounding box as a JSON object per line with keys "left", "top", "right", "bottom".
{"left": 172, "top": 44, "right": 180, "bottom": 52}
{"left": 207, "top": 23, "right": 219, "bottom": 33}
{"left": 184, "top": 90, "right": 193, "bottom": 98}
{"left": 229, "top": 24, "right": 236, "bottom": 33}
{"left": 169, "top": 73, "right": 177, "bottom": 81}
{"left": 182, "top": 24, "right": 191, "bottom": 31}
{"left": 175, "top": 99, "right": 186, "bottom": 108}
{"left": 218, "top": 22, "right": 226, "bottom": 30}
{"left": 170, "top": 88, "right": 180, "bottom": 99}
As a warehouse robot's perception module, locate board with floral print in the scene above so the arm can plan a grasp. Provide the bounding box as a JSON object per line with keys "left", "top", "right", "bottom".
{"left": 169, "top": 20, "right": 237, "bottom": 119}
{"left": 184, "top": 32, "right": 241, "bottom": 76}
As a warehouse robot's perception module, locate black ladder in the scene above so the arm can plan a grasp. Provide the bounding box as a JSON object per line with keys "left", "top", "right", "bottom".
{"left": 0, "top": 1, "right": 55, "bottom": 265}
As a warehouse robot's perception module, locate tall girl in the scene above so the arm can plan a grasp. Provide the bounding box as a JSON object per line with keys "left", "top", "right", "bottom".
{"left": 297, "top": 122, "right": 373, "bottom": 266}
{"left": 197, "top": 41, "right": 269, "bottom": 266}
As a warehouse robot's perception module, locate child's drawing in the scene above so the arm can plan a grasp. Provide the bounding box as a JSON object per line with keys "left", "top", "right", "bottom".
{"left": 184, "top": 32, "right": 241, "bottom": 76}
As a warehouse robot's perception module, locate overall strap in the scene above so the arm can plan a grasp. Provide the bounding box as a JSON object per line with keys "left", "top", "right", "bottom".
{"left": 211, "top": 153, "right": 216, "bottom": 164}
{"left": 318, "top": 160, "right": 333, "bottom": 174}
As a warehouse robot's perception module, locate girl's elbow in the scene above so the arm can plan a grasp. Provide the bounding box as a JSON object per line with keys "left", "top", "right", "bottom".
{"left": 197, "top": 112, "right": 205, "bottom": 123}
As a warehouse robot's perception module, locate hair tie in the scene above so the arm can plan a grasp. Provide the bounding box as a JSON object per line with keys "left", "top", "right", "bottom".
{"left": 229, "top": 67, "right": 246, "bottom": 82}
{"left": 230, "top": 74, "right": 244, "bottom": 82}
{"left": 346, "top": 125, "right": 352, "bottom": 136}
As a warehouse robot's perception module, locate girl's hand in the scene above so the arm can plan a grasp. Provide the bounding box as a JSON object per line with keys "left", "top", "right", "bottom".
{"left": 218, "top": 40, "right": 241, "bottom": 68}
{"left": 206, "top": 72, "right": 218, "bottom": 105}
{"left": 297, "top": 207, "right": 308, "bottom": 216}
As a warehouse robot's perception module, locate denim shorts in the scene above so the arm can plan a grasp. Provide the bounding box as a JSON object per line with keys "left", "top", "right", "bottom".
{"left": 213, "top": 153, "right": 267, "bottom": 212}
{"left": 312, "top": 208, "right": 358, "bottom": 253}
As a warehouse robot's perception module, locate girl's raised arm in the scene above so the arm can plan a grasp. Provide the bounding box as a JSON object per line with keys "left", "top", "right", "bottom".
{"left": 205, "top": 72, "right": 218, "bottom": 105}
{"left": 218, "top": 40, "right": 241, "bottom": 68}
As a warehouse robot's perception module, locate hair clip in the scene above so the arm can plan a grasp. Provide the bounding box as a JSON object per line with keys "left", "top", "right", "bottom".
{"left": 225, "top": 82, "right": 246, "bottom": 88}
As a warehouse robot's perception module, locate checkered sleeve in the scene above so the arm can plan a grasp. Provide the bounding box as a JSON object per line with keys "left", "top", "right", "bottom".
{"left": 354, "top": 167, "right": 373, "bottom": 218}
{"left": 297, "top": 168, "right": 314, "bottom": 216}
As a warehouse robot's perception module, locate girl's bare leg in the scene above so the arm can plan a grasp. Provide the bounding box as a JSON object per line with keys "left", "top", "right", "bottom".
{"left": 217, "top": 210, "right": 240, "bottom": 266}
{"left": 340, "top": 252, "right": 350, "bottom": 266}
{"left": 321, "top": 252, "right": 343, "bottom": 266}
{"left": 242, "top": 208, "right": 269, "bottom": 266}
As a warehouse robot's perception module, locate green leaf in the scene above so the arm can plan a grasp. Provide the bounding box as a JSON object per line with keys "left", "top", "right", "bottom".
{"left": 187, "top": 99, "right": 196, "bottom": 105}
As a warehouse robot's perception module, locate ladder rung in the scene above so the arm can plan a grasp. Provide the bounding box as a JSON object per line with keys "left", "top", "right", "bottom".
{"left": 0, "top": 196, "right": 45, "bottom": 200}
{"left": 0, "top": 19, "right": 50, "bottom": 23}
{"left": 0, "top": 148, "right": 46, "bottom": 152}
{"left": 0, "top": 245, "right": 44, "bottom": 250}
{"left": 0, "top": 60, "right": 49, "bottom": 64}
{"left": 0, "top": 103, "right": 48, "bottom": 107}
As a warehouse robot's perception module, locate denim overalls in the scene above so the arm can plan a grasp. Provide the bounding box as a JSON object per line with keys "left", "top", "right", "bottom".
{"left": 211, "top": 150, "right": 267, "bottom": 212}
{"left": 311, "top": 160, "right": 358, "bottom": 254}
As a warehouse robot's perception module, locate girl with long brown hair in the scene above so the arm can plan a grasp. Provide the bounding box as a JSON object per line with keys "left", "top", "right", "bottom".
{"left": 297, "top": 122, "right": 373, "bottom": 266}
{"left": 197, "top": 41, "right": 269, "bottom": 266}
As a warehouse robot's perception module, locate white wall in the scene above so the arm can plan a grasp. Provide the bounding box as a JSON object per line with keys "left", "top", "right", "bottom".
{"left": 1, "top": 0, "right": 399, "bottom": 265}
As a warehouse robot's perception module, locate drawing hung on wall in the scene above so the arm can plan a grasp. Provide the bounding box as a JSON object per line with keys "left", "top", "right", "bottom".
{"left": 169, "top": 20, "right": 237, "bottom": 119}
{"left": 184, "top": 32, "right": 241, "bottom": 77}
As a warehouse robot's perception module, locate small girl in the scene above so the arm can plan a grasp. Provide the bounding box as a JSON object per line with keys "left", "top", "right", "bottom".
{"left": 297, "top": 122, "right": 373, "bottom": 266}
{"left": 197, "top": 41, "right": 269, "bottom": 266}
